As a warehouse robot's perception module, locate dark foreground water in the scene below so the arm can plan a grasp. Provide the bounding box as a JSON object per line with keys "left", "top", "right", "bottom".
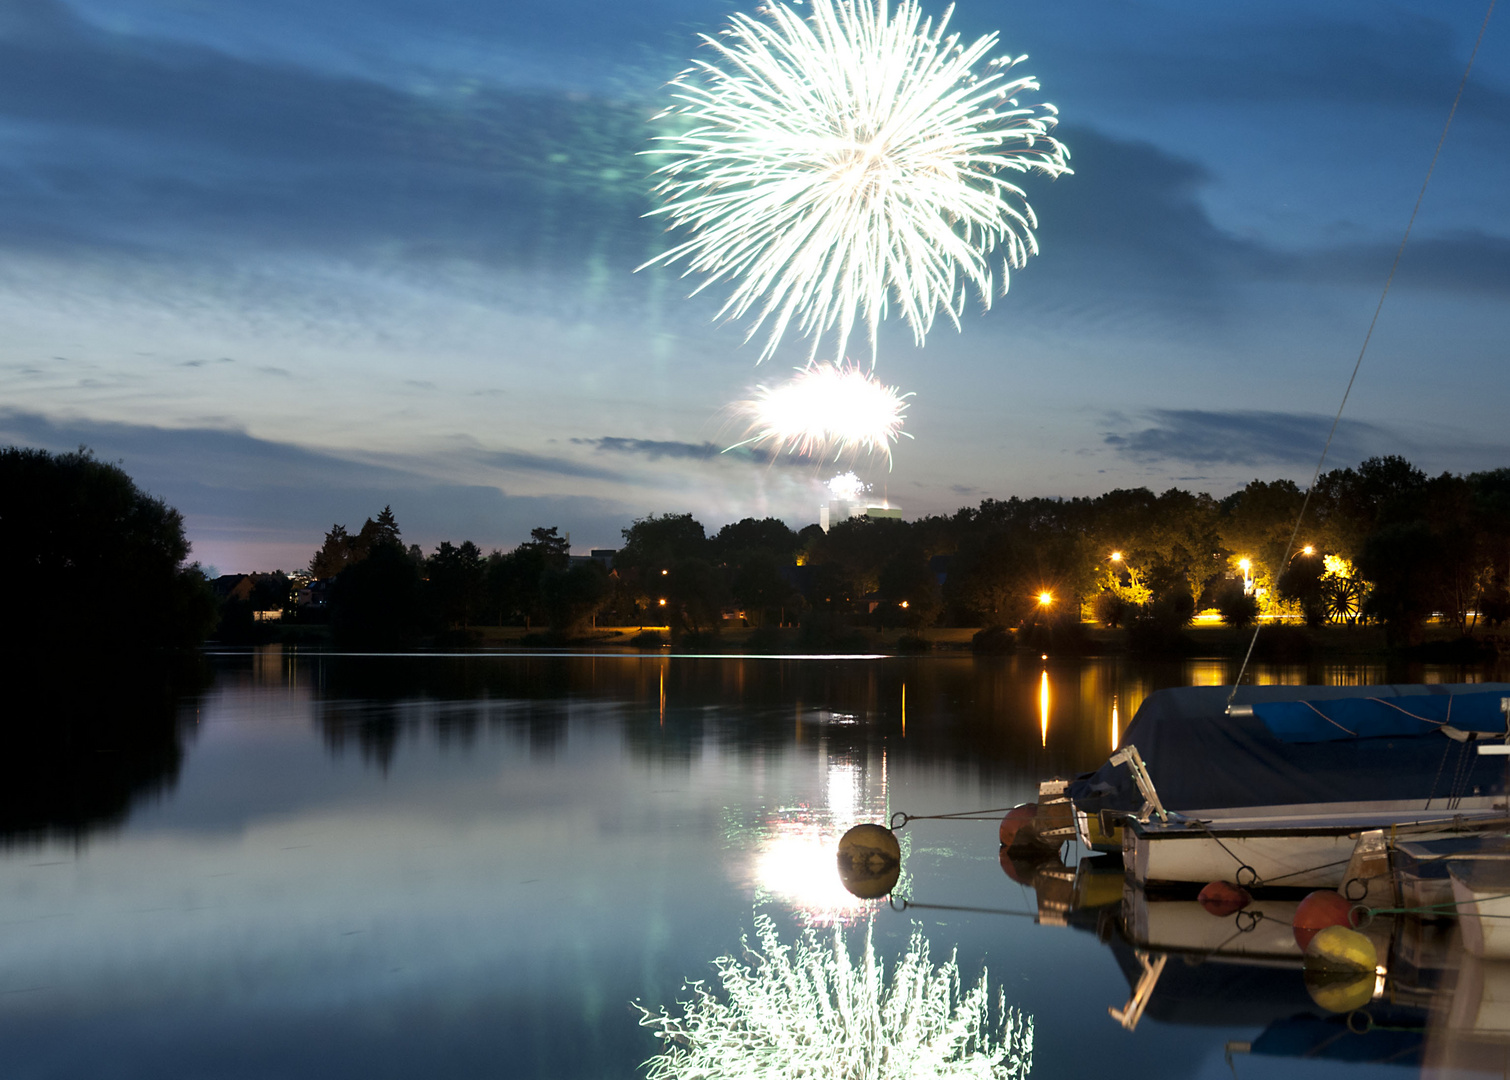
{"left": 1, "top": 649, "right": 1498, "bottom": 1079}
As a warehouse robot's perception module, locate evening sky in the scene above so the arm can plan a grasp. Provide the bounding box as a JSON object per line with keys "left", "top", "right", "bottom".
{"left": 1, "top": 0, "right": 1507, "bottom": 570}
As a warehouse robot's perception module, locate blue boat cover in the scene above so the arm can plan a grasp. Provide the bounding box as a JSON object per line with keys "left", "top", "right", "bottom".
{"left": 1069, "top": 684, "right": 1510, "bottom": 815}
{"left": 1255, "top": 691, "right": 1510, "bottom": 743}
{"left": 1251, "top": 1011, "right": 1423, "bottom": 1066}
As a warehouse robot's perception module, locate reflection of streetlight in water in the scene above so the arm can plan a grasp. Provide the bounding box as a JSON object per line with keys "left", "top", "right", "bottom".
{"left": 635, "top": 915, "right": 1034, "bottom": 1080}
{"left": 1039, "top": 670, "right": 1050, "bottom": 747}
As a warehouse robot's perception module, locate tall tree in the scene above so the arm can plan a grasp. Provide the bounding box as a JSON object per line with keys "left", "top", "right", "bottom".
{"left": 309, "top": 524, "right": 352, "bottom": 579}
{"left": 1, "top": 446, "right": 217, "bottom": 655}
{"left": 426, "top": 540, "right": 486, "bottom": 629}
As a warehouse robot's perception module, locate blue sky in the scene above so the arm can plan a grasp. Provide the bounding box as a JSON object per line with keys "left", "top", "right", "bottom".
{"left": 2, "top": 0, "right": 1507, "bottom": 571}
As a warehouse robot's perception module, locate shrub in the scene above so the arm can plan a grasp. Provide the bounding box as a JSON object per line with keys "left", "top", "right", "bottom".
{"left": 1092, "top": 590, "right": 1127, "bottom": 628}
{"left": 895, "top": 633, "right": 932, "bottom": 654}
{"left": 1214, "top": 583, "right": 1259, "bottom": 628}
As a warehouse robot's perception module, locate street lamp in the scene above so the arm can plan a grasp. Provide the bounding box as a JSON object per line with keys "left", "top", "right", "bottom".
{"left": 1110, "top": 551, "right": 1122, "bottom": 563}
{"left": 1238, "top": 558, "right": 1254, "bottom": 596}
{"left": 1038, "top": 592, "right": 1053, "bottom": 607}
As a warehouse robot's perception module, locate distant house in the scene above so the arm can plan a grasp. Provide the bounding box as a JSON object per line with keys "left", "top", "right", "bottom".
{"left": 214, "top": 572, "right": 287, "bottom": 620}
{"left": 568, "top": 549, "right": 619, "bottom": 573}
{"left": 213, "top": 574, "right": 256, "bottom": 603}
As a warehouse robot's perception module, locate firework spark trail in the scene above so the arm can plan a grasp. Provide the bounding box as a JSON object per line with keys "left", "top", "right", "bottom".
{"left": 635, "top": 915, "right": 1034, "bottom": 1079}
{"left": 731, "top": 361, "right": 912, "bottom": 465}
{"left": 642, "top": 0, "right": 1070, "bottom": 364}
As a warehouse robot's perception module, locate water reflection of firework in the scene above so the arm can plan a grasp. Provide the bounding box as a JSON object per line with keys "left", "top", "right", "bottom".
{"left": 636, "top": 915, "right": 1035, "bottom": 1079}
{"left": 731, "top": 361, "right": 912, "bottom": 465}
{"left": 751, "top": 754, "right": 901, "bottom": 926}
{"left": 642, "top": 0, "right": 1070, "bottom": 364}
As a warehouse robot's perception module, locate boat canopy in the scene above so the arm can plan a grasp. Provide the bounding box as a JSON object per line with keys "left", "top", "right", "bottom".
{"left": 1255, "top": 691, "right": 1510, "bottom": 743}
{"left": 1069, "top": 684, "right": 1510, "bottom": 815}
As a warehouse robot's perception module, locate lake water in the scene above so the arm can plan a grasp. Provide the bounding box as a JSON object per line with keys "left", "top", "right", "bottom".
{"left": 1, "top": 648, "right": 1496, "bottom": 1079}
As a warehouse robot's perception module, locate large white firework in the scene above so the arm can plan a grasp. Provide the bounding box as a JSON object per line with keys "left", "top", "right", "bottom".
{"left": 642, "top": 0, "right": 1070, "bottom": 364}
{"left": 731, "top": 361, "right": 912, "bottom": 465}
{"left": 635, "top": 915, "right": 1034, "bottom": 1080}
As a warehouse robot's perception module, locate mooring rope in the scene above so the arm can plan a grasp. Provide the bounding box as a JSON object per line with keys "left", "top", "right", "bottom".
{"left": 888, "top": 897, "right": 1037, "bottom": 918}
{"left": 1227, "top": 0, "right": 1496, "bottom": 702}
{"left": 889, "top": 807, "right": 1022, "bottom": 830}
{"left": 1361, "top": 889, "right": 1510, "bottom": 919}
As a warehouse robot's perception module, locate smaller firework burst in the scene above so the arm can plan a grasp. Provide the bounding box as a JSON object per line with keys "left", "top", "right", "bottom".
{"left": 634, "top": 915, "right": 1034, "bottom": 1080}
{"left": 827, "top": 471, "right": 867, "bottom": 503}
{"left": 731, "top": 361, "right": 912, "bottom": 466}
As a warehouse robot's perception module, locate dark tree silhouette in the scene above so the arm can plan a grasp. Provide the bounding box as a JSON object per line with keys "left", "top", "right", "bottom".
{"left": 1, "top": 446, "right": 217, "bottom": 655}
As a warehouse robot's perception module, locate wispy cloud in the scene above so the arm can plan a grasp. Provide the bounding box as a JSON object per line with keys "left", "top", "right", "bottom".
{"left": 1102, "top": 409, "right": 1394, "bottom": 467}
{"left": 1101, "top": 409, "right": 1510, "bottom": 479}
{"left": 577, "top": 435, "right": 821, "bottom": 467}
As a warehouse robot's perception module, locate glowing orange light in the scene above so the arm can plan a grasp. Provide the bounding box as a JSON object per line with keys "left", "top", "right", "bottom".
{"left": 658, "top": 598, "right": 667, "bottom": 606}
{"left": 1111, "top": 695, "right": 1119, "bottom": 750}
{"left": 1302, "top": 545, "right": 1315, "bottom": 556}
{"left": 1110, "top": 551, "right": 1122, "bottom": 562}
{"left": 1039, "top": 670, "right": 1050, "bottom": 747}
{"left": 899, "top": 600, "right": 910, "bottom": 609}
{"left": 1037, "top": 592, "right": 1052, "bottom": 606}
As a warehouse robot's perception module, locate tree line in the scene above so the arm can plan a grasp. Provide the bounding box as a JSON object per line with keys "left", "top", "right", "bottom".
{"left": 294, "top": 454, "right": 1510, "bottom": 649}
{"left": 7, "top": 443, "right": 1506, "bottom": 655}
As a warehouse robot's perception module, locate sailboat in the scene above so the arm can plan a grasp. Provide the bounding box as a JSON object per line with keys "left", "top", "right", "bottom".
{"left": 1060, "top": 683, "right": 1510, "bottom": 891}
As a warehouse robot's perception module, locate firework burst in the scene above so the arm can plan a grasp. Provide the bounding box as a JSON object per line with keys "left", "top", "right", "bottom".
{"left": 642, "top": 0, "right": 1070, "bottom": 364}
{"left": 635, "top": 915, "right": 1034, "bottom": 1080}
{"left": 731, "top": 361, "right": 912, "bottom": 465}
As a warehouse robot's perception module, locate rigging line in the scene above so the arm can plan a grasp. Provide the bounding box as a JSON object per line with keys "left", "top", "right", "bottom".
{"left": 1227, "top": 0, "right": 1497, "bottom": 705}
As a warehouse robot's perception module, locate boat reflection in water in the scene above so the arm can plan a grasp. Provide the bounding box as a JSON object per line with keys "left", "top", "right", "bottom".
{"left": 636, "top": 914, "right": 1034, "bottom": 1080}
{"left": 1009, "top": 849, "right": 1510, "bottom": 1075}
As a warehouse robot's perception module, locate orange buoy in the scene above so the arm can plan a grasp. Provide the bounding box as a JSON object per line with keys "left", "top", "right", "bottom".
{"left": 998, "top": 804, "right": 1040, "bottom": 848}
{"left": 1293, "top": 890, "right": 1355, "bottom": 950}
{"left": 1197, "top": 881, "right": 1252, "bottom": 917}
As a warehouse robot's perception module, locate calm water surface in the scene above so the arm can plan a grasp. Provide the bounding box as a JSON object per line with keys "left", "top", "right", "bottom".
{"left": 1, "top": 649, "right": 1494, "bottom": 1079}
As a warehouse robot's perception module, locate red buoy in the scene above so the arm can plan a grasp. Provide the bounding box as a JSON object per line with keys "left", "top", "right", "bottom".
{"left": 1293, "top": 890, "right": 1356, "bottom": 950}
{"left": 1197, "top": 881, "right": 1252, "bottom": 917}
{"left": 999, "top": 804, "right": 1040, "bottom": 849}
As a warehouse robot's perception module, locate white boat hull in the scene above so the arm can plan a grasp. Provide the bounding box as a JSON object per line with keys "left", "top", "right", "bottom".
{"left": 1122, "top": 798, "right": 1504, "bottom": 889}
